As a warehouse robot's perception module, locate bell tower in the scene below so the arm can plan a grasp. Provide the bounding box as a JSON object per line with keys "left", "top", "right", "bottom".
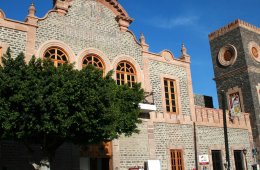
{"left": 209, "top": 19, "right": 260, "bottom": 160}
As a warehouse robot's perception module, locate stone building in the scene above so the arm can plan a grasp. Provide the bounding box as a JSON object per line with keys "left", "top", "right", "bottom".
{"left": 209, "top": 19, "right": 260, "bottom": 164}
{"left": 0, "top": 0, "right": 255, "bottom": 170}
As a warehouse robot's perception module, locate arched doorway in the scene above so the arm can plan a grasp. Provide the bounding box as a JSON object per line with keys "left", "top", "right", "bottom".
{"left": 80, "top": 141, "right": 112, "bottom": 170}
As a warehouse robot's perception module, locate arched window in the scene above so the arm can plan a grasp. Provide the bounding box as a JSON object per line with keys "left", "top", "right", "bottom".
{"left": 44, "top": 47, "right": 68, "bottom": 66}
{"left": 116, "top": 61, "right": 136, "bottom": 87}
{"left": 82, "top": 54, "right": 105, "bottom": 72}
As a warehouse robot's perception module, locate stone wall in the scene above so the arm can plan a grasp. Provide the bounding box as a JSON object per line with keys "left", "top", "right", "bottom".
{"left": 148, "top": 59, "right": 191, "bottom": 115}
{"left": 196, "top": 126, "right": 252, "bottom": 170}
{"left": 209, "top": 23, "right": 260, "bottom": 159}
{"left": 0, "top": 26, "right": 27, "bottom": 57}
{"left": 35, "top": 0, "right": 142, "bottom": 67}
{"left": 209, "top": 27, "right": 247, "bottom": 79}
{"left": 194, "top": 94, "right": 214, "bottom": 108}
{"left": 117, "top": 121, "right": 150, "bottom": 170}
{"left": 240, "top": 27, "right": 260, "bottom": 138}
{"left": 153, "top": 123, "right": 195, "bottom": 170}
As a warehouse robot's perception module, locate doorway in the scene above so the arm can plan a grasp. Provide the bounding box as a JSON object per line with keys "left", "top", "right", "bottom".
{"left": 80, "top": 141, "right": 112, "bottom": 170}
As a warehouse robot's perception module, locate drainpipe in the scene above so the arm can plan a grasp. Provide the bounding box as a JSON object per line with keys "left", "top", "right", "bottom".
{"left": 194, "top": 122, "right": 199, "bottom": 170}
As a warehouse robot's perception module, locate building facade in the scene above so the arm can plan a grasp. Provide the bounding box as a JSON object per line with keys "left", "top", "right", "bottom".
{"left": 209, "top": 20, "right": 260, "bottom": 163}
{"left": 0, "top": 0, "right": 255, "bottom": 170}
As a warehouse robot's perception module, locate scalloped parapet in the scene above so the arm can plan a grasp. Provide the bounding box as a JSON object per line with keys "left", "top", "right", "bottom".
{"left": 0, "top": 9, "right": 6, "bottom": 19}
{"left": 195, "top": 106, "right": 251, "bottom": 130}
{"left": 149, "top": 106, "right": 251, "bottom": 130}
{"left": 209, "top": 19, "right": 260, "bottom": 41}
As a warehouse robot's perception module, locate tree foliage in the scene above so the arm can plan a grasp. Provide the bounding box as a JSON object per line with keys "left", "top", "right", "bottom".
{"left": 0, "top": 49, "right": 144, "bottom": 154}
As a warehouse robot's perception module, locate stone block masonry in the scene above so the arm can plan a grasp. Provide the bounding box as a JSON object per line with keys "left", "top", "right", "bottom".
{"left": 148, "top": 59, "right": 191, "bottom": 116}
{"left": 153, "top": 123, "right": 195, "bottom": 170}
{"left": 35, "top": 0, "right": 143, "bottom": 68}
{"left": 0, "top": 27, "right": 27, "bottom": 57}
{"left": 196, "top": 126, "right": 252, "bottom": 170}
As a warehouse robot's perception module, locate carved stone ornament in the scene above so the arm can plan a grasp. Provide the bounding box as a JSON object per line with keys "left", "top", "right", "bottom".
{"left": 248, "top": 41, "right": 260, "bottom": 62}
{"left": 218, "top": 44, "right": 237, "bottom": 67}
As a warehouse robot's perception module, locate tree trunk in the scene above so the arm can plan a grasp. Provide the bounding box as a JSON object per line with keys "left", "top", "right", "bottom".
{"left": 31, "top": 150, "right": 53, "bottom": 170}
{"left": 31, "top": 159, "right": 50, "bottom": 170}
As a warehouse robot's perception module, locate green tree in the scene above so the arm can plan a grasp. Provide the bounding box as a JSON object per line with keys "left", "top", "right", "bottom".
{"left": 0, "top": 49, "right": 144, "bottom": 169}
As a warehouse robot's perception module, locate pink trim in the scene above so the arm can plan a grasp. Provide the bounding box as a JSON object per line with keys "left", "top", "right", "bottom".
{"left": 76, "top": 48, "right": 111, "bottom": 74}
{"left": 36, "top": 40, "right": 76, "bottom": 64}
{"left": 111, "top": 55, "right": 143, "bottom": 86}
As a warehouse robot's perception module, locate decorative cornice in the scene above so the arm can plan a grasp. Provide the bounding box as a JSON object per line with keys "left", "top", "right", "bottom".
{"left": 97, "top": 0, "right": 129, "bottom": 17}
{"left": 115, "top": 15, "right": 133, "bottom": 32}
{"left": 53, "top": 0, "right": 71, "bottom": 16}
{"left": 53, "top": 0, "right": 130, "bottom": 18}
{"left": 0, "top": 9, "right": 6, "bottom": 19}
{"left": 209, "top": 19, "right": 260, "bottom": 41}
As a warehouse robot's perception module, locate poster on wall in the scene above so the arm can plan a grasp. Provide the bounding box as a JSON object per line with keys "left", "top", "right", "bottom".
{"left": 229, "top": 92, "right": 242, "bottom": 117}
{"left": 198, "top": 155, "right": 209, "bottom": 165}
{"left": 257, "top": 84, "right": 260, "bottom": 105}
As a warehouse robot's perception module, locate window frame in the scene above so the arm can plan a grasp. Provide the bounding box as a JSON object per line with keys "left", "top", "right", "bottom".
{"left": 82, "top": 53, "right": 105, "bottom": 73}
{"left": 211, "top": 150, "right": 223, "bottom": 170}
{"left": 163, "top": 78, "right": 179, "bottom": 114}
{"left": 43, "top": 47, "right": 69, "bottom": 67}
{"left": 233, "top": 150, "right": 245, "bottom": 170}
{"left": 116, "top": 61, "right": 137, "bottom": 87}
{"left": 170, "top": 149, "right": 184, "bottom": 170}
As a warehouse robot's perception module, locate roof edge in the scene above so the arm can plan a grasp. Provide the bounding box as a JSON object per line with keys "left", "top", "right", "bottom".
{"left": 208, "top": 19, "right": 260, "bottom": 41}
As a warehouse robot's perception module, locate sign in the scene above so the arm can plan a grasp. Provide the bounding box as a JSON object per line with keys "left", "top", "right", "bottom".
{"left": 147, "top": 160, "right": 161, "bottom": 170}
{"left": 229, "top": 92, "right": 241, "bottom": 117}
{"left": 199, "top": 155, "right": 209, "bottom": 165}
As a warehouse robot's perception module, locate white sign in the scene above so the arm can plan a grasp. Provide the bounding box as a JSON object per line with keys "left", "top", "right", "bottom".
{"left": 199, "top": 155, "right": 209, "bottom": 165}
{"left": 147, "top": 160, "right": 161, "bottom": 170}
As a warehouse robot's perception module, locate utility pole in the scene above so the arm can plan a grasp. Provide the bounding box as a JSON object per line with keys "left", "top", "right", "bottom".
{"left": 221, "top": 90, "right": 230, "bottom": 170}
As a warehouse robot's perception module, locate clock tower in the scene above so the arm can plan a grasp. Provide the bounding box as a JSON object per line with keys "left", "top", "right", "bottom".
{"left": 209, "top": 19, "right": 260, "bottom": 160}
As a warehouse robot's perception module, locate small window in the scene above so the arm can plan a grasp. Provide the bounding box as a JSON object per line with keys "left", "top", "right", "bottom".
{"left": 44, "top": 47, "right": 68, "bottom": 66}
{"left": 82, "top": 54, "right": 104, "bottom": 72}
{"left": 116, "top": 61, "right": 136, "bottom": 87}
{"left": 212, "top": 150, "right": 223, "bottom": 170}
{"left": 164, "top": 78, "right": 178, "bottom": 114}
{"left": 170, "top": 149, "right": 184, "bottom": 170}
{"left": 234, "top": 150, "right": 245, "bottom": 170}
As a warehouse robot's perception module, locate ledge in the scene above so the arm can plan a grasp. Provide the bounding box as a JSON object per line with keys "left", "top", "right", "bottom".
{"left": 139, "top": 103, "right": 157, "bottom": 113}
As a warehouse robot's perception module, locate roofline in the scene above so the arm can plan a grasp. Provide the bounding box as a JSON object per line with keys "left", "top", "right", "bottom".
{"left": 208, "top": 19, "right": 260, "bottom": 41}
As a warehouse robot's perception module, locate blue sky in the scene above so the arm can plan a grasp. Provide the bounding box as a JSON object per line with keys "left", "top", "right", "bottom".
{"left": 0, "top": 0, "right": 260, "bottom": 108}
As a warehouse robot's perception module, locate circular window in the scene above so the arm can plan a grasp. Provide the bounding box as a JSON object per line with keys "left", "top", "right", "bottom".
{"left": 218, "top": 45, "right": 237, "bottom": 67}
{"left": 248, "top": 41, "right": 260, "bottom": 62}
{"left": 252, "top": 47, "right": 258, "bottom": 58}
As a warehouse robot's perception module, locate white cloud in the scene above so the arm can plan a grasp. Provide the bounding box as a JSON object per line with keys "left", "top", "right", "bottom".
{"left": 149, "top": 15, "right": 199, "bottom": 29}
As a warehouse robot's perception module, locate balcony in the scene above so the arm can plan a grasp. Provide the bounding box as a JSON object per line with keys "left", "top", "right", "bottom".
{"left": 139, "top": 92, "right": 157, "bottom": 113}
